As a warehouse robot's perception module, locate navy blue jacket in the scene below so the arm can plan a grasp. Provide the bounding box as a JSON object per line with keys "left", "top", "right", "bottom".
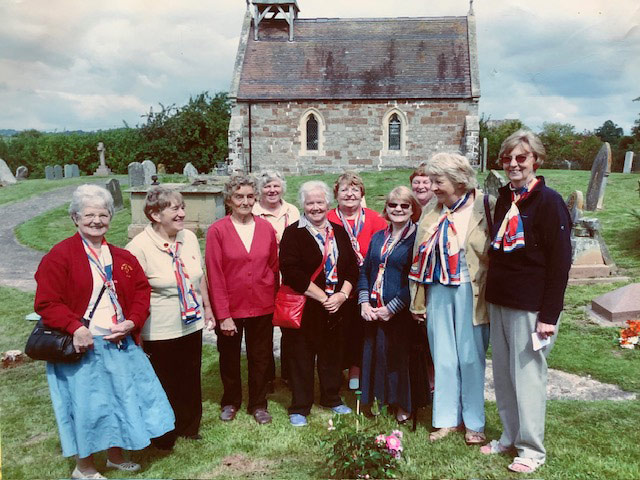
{"left": 485, "top": 177, "right": 571, "bottom": 325}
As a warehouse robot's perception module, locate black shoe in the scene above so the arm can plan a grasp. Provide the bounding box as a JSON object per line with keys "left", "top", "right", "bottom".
{"left": 267, "top": 380, "right": 275, "bottom": 394}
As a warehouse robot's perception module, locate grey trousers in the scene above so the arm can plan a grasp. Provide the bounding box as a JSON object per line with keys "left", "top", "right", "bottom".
{"left": 488, "top": 303, "right": 559, "bottom": 463}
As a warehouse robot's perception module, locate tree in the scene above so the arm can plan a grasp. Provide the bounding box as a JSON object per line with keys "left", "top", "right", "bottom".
{"left": 595, "top": 120, "right": 624, "bottom": 144}
{"left": 479, "top": 116, "right": 526, "bottom": 169}
{"left": 538, "top": 122, "right": 602, "bottom": 170}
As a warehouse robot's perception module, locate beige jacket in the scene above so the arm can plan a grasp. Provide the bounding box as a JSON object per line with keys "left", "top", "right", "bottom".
{"left": 409, "top": 189, "right": 495, "bottom": 326}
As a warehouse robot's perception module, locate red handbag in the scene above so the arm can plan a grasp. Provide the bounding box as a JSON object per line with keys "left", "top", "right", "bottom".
{"left": 273, "top": 235, "right": 329, "bottom": 329}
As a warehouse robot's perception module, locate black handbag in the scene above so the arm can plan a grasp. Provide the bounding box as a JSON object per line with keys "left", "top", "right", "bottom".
{"left": 25, "top": 285, "right": 106, "bottom": 363}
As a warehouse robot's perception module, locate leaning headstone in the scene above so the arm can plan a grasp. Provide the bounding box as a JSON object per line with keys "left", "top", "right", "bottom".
{"left": 63, "top": 164, "right": 74, "bottom": 178}
{"left": 71, "top": 164, "right": 80, "bottom": 177}
{"left": 53, "top": 164, "right": 63, "bottom": 180}
{"left": 183, "top": 162, "right": 198, "bottom": 178}
{"left": 15, "top": 165, "right": 28, "bottom": 180}
{"left": 45, "top": 165, "right": 54, "bottom": 180}
{"left": 141, "top": 160, "right": 156, "bottom": 185}
{"left": 0, "top": 158, "right": 17, "bottom": 185}
{"left": 128, "top": 162, "right": 144, "bottom": 187}
{"left": 105, "top": 178, "right": 124, "bottom": 212}
{"left": 483, "top": 169, "right": 507, "bottom": 198}
{"left": 623, "top": 151, "right": 634, "bottom": 174}
{"left": 94, "top": 142, "right": 112, "bottom": 176}
{"left": 585, "top": 142, "right": 611, "bottom": 211}
{"left": 157, "top": 163, "right": 166, "bottom": 175}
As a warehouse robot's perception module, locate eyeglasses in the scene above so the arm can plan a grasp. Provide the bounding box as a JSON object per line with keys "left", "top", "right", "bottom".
{"left": 501, "top": 153, "right": 534, "bottom": 164}
{"left": 387, "top": 202, "right": 411, "bottom": 210}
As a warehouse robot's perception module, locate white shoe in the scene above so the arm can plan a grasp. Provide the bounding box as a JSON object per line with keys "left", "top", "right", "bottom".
{"left": 71, "top": 467, "right": 106, "bottom": 479}
{"left": 106, "top": 459, "right": 141, "bottom": 472}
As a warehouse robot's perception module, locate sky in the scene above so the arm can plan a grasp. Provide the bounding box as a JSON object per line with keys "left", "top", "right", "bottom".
{"left": 1, "top": 0, "right": 639, "bottom": 134}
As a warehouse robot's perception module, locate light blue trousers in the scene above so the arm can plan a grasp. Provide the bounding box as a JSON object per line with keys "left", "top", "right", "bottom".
{"left": 426, "top": 282, "right": 489, "bottom": 431}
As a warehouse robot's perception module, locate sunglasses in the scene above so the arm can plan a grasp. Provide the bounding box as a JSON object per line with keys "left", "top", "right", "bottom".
{"left": 387, "top": 202, "right": 411, "bottom": 210}
{"left": 501, "top": 153, "right": 533, "bottom": 164}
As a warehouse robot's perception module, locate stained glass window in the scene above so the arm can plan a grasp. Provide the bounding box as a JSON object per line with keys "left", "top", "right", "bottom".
{"left": 389, "top": 114, "right": 401, "bottom": 150}
{"left": 307, "top": 115, "right": 318, "bottom": 151}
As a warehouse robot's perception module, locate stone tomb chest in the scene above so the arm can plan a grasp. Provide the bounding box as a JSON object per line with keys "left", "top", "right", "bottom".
{"left": 127, "top": 183, "right": 226, "bottom": 238}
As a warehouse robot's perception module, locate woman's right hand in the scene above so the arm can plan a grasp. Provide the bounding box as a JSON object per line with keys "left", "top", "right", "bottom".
{"left": 73, "top": 326, "right": 94, "bottom": 353}
{"left": 361, "top": 302, "right": 376, "bottom": 321}
{"left": 219, "top": 317, "right": 237, "bottom": 336}
{"left": 412, "top": 312, "right": 426, "bottom": 323}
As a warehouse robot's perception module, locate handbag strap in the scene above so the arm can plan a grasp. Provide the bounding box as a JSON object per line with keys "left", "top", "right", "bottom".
{"left": 483, "top": 193, "right": 493, "bottom": 236}
{"left": 82, "top": 284, "right": 107, "bottom": 327}
{"left": 310, "top": 229, "right": 332, "bottom": 283}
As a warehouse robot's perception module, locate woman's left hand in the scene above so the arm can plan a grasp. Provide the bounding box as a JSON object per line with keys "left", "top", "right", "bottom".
{"left": 536, "top": 321, "right": 556, "bottom": 339}
{"left": 323, "top": 292, "right": 346, "bottom": 314}
{"left": 204, "top": 306, "right": 216, "bottom": 331}
{"left": 104, "top": 320, "right": 135, "bottom": 343}
{"left": 372, "top": 306, "right": 392, "bottom": 322}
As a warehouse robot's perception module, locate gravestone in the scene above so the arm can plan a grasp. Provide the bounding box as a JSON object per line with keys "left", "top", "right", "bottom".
{"left": 481, "top": 137, "right": 487, "bottom": 172}
{"left": 15, "top": 165, "right": 28, "bottom": 180}
{"left": 567, "top": 190, "right": 584, "bottom": 225}
{"left": 71, "top": 164, "right": 80, "bottom": 177}
{"left": 53, "top": 164, "right": 63, "bottom": 180}
{"left": 63, "top": 164, "right": 74, "bottom": 178}
{"left": 105, "top": 178, "right": 124, "bottom": 212}
{"left": 94, "top": 142, "right": 112, "bottom": 176}
{"left": 183, "top": 162, "right": 198, "bottom": 178}
{"left": 623, "top": 151, "right": 634, "bottom": 174}
{"left": 45, "top": 165, "right": 54, "bottom": 180}
{"left": 483, "top": 169, "right": 507, "bottom": 198}
{"left": 141, "top": 160, "right": 156, "bottom": 185}
{"left": 0, "top": 158, "right": 17, "bottom": 185}
{"left": 157, "top": 163, "right": 166, "bottom": 174}
{"left": 590, "top": 283, "right": 640, "bottom": 324}
{"left": 128, "top": 162, "right": 144, "bottom": 187}
{"left": 585, "top": 142, "right": 611, "bottom": 211}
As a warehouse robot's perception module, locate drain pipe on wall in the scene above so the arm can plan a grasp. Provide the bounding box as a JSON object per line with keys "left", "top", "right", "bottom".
{"left": 248, "top": 102, "right": 253, "bottom": 173}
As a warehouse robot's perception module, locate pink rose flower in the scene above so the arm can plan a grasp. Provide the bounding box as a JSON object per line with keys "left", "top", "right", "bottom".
{"left": 386, "top": 434, "right": 401, "bottom": 451}
{"left": 391, "top": 429, "right": 404, "bottom": 439}
{"left": 375, "top": 434, "right": 386, "bottom": 445}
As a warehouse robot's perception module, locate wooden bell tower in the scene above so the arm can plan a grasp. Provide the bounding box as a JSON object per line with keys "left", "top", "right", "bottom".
{"left": 250, "top": 0, "right": 300, "bottom": 42}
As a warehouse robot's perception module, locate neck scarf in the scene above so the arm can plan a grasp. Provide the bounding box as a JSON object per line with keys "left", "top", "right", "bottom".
{"left": 164, "top": 239, "right": 202, "bottom": 325}
{"left": 491, "top": 178, "right": 539, "bottom": 252}
{"left": 409, "top": 191, "right": 472, "bottom": 286}
{"left": 306, "top": 221, "right": 339, "bottom": 294}
{"left": 370, "top": 221, "right": 415, "bottom": 307}
{"left": 335, "top": 207, "right": 366, "bottom": 266}
{"left": 82, "top": 237, "right": 128, "bottom": 348}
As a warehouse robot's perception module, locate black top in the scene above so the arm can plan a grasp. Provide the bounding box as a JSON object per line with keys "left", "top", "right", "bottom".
{"left": 279, "top": 220, "right": 359, "bottom": 295}
{"left": 485, "top": 177, "right": 572, "bottom": 325}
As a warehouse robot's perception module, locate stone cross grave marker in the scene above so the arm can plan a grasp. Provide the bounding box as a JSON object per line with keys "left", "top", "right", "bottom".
{"left": 15, "top": 165, "right": 28, "bottom": 180}
{"left": 585, "top": 142, "right": 611, "bottom": 211}
{"left": 45, "top": 165, "right": 54, "bottom": 180}
{"left": 105, "top": 178, "right": 124, "bottom": 211}
{"left": 183, "top": 162, "right": 198, "bottom": 178}
{"left": 128, "top": 162, "right": 144, "bottom": 187}
{"left": 94, "top": 142, "right": 112, "bottom": 176}
{"left": 623, "top": 151, "right": 634, "bottom": 174}
{"left": 53, "top": 164, "right": 63, "bottom": 180}
{"left": 0, "top": 158, "right": 17, "bottom": 185}
{"left": 483, "top": 169, "right": 507, "bottom": 198}
{"left": 141, "top": 160, "right": 156, "bottom": 185}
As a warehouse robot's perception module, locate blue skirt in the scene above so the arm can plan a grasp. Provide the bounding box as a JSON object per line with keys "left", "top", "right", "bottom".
{"left": 46, "top": 336, "right": 175, "bottom": 458}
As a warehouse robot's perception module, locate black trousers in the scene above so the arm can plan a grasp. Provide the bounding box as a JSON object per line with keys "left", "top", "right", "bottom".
{"left": 266, "top": 326, "right": 290, "bottom": 382}
{"left": 216, "top": 314, "right": 273, "bottom": 413}
{"left": 282, "top": 302, "right": 345, "bottom": 416}
{"left": 341, "top": 298, "right": 364, "bottom": 369}
{"left": 143, "top": 329, "right": 203, "bottom": 449}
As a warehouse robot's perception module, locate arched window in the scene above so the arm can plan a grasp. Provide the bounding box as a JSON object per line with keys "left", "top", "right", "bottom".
{"left": 306, "top": 114, "right": 319, "bottom": 151}
{"left": 389, "top": 114, "right": 401, "bottom": 151}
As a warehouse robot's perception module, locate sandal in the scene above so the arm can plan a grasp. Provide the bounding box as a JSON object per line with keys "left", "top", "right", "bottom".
{"left": 507, "top": 456, "right": 543, "bottom": 474}
{"left": 479, "top": 439, "right": 511, "bottom": 455}
{"left": 429, "top": 424, "right": 463, "bottom": 442}
{"left": 464, "top": 429, "right": 486, "bottom": 445}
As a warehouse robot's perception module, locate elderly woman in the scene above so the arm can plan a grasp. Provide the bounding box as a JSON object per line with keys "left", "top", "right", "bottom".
{"left": 327, "top": 172, "right": 387, "bottom": 389}
{"left": 279, "top": 180, "right": 359, "bottom": 426}
{"left": 410, "top": 163, "right": 436, "bottom": 212}
{"left": 358, "top": 186, "right": 420, "bottom": 423}
{"left": 409, "top": 153, "right": 494, "bottom": 444}
{"left": 126, "top": 186, "right": 214, "bottom": 450}
{"left": 205, "top": 175, "right": 279, "bottom": 425}
{"left": 481, "top": 130, "right": 571, "bottom": 474}
{"left": 34, "top": 185, "right": 174, "bottom": 479}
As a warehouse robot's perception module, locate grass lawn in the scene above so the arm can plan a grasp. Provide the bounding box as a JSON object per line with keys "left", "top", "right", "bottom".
{"left": 3, "top": 168, "right": 640, "bottom": 479}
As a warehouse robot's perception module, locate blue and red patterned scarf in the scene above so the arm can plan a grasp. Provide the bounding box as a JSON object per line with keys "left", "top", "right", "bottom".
{"left": 409, "top": 191, "right": 472, "bottom": 286}
{"left": 164, "top": 240, "right": 202, "bottom": 325}
{"left": 306, "top": 222, "right": 339, "bottom": 295}
{"left": 335, "top": 207, "right": 366, "bottom": 266}
{"left": 370, "top": 221, "right": 415, "bottom": 307}
{"left": 491, "top": 178, "right": 539, "bottom": 252}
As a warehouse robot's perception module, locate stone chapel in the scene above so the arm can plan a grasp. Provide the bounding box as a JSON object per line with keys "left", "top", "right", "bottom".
{"left": 227, "top": 0, "right": 481, "bottom": 174}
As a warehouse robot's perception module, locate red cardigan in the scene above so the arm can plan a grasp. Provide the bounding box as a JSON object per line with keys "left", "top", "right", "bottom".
{"left": 327, "top": 207, "right": 388, "bottom": 259}
{"left": 34, "top": 233, "right": 151, "bottom": 343}
{"left": 205, "top": 215, "right": 279, "bottom": 320}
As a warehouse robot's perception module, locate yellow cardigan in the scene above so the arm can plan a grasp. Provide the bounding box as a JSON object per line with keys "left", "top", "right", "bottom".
{"left": 409, "top": 189, "right": 495, "bottom": 326}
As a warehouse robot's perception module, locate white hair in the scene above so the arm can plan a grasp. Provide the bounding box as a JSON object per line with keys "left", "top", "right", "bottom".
{"left": 257, "top": 170, "right": 287, "bottom": 195}
{"left": 69, "top": 184, "right": 114, "bottom": 219}
{"left": 298, "top": 180, "right": 333, "bottom": 208}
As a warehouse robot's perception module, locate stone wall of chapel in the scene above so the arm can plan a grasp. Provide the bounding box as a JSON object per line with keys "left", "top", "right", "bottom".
{"left": 229, "top": 99, "right": 479, "bottom": 174}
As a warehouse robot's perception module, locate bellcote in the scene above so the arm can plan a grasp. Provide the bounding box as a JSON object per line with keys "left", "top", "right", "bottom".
{"left": 250, "top": 0, "right": 300, "bottom": 42}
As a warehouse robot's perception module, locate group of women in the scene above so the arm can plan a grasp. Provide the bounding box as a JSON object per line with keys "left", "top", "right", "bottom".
{"left": 34, "top": 129, "right": 571, "bottom": 478}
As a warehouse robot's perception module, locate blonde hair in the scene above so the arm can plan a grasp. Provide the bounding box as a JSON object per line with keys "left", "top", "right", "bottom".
{"left": 333, "top": 171, "right": 365, "bottom": 197}
{"left": 382, "top": 186, "right": 422, "bottom": 223}
{"left": 499, "top": 129, "right": 546, "bottom": 167}
{"left": 424, "top": 152, "right": 477, "bottom": 192}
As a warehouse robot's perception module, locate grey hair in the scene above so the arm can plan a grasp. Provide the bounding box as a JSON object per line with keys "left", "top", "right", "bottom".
{"left": 257, "top": 170, "right": 287, "bottom": 195}
{"left": 424, "top": 152, "right": 478, "bottom": 192}
{"left": 223, "top": 174, "right": 259, "bottom": 206}
{"left": 298, "top": 180, "right": 333, "bottom": 208}
{"left": 499, "top": 129, "right": 546, "bottom": 167}
{"left": 69, "top": 184, "right": 114, "bottom": 219}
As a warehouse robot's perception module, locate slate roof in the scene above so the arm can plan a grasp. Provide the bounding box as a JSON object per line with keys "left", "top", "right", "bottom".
{"left": 237, "top": 17, "right": 474, "bottom": 101}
